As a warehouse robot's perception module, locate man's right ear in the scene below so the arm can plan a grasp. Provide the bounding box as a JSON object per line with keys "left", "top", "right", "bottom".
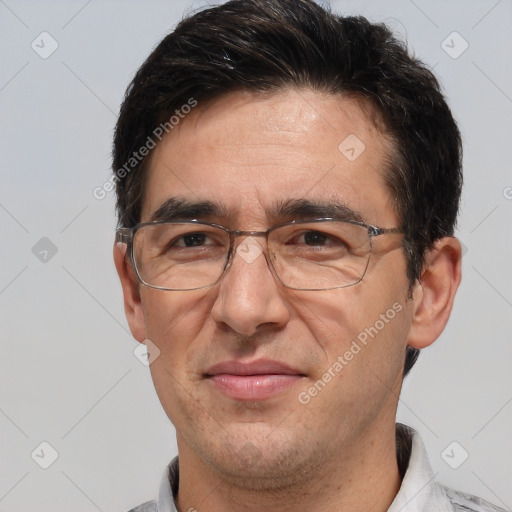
{"left": 113, "top": 242, "right": 147, "bottom": 343}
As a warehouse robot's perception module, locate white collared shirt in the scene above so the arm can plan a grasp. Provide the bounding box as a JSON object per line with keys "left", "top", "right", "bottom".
{"left": 127, "top": 424, "right": 508, "bottom": 512}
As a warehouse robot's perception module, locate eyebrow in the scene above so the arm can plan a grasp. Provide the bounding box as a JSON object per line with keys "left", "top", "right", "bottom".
{"left": 269, "top": 198, "right": 365, "bottom": 223}
{"left": 149, "top": 197, "right": 228, "bottom": 222}
{"left": 149, "top": 197, "right": 364, "bottom": 224}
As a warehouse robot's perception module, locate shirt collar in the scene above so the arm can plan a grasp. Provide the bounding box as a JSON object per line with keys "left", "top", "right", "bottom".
{"left": 388, "top": 424, "right": 450, "bottom": 512}
{"left": 156, "top": 455, "right": 179, "bottom": 512}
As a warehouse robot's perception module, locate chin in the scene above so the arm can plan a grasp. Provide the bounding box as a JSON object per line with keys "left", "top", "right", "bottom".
{"left": 194, "top": 427, "right": 323, "bottom": 490}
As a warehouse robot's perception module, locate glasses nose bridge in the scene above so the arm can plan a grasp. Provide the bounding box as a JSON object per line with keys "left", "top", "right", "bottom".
{"left": 232, "top": 229, "right": 268, "bottom": 237}
{"left": 223, "top": 229, "right": 273, "bottom": 274}
{"left": 228, "top": 228, "right": 269, "bottom": 248}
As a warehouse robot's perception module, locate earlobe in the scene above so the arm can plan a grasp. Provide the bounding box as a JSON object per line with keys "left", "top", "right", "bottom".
{"left": 406, "top": 237, "right": 462, "bottom": 350}
{"left": 113, "top": 242, "right": 147, "bottom": 343}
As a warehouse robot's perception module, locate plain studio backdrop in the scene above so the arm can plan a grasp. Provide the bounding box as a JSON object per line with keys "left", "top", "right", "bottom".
{"left": 0, "top": 1, "right": 511, "bottom": 511}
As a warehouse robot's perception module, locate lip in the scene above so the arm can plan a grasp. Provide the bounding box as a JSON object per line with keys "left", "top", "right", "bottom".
{"left": 205, "top": 359, "right": 303, "bottom": 376}
{"left": 204, "top": 359, "right": 306, "bottom": 401}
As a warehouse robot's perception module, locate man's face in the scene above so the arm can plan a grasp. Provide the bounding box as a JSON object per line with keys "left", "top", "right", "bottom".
{"left": 127, "top": 89, "right": 414, "bottom": 484}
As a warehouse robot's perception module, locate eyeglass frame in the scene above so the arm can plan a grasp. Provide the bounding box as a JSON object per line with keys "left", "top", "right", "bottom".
{"left": 115, "top": 217, "right": 403, "bottom": 292}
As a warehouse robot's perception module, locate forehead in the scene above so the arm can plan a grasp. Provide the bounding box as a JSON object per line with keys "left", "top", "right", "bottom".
{"left": 142, "top": 88, "right": 397, "bottom": 226}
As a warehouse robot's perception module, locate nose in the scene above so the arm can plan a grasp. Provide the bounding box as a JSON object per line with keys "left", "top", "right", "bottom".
{"left": 210, "top": 236, "right": 290, "bottom": 337}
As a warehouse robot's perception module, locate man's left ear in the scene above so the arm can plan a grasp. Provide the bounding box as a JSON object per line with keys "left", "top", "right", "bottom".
{"left": 406, "top": 237, "right": 462, "bottom": 349}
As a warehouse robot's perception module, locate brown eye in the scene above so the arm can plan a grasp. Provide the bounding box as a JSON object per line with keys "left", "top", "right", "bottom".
{"left": 175, "top": 233, "right": 210, "bottom": 247}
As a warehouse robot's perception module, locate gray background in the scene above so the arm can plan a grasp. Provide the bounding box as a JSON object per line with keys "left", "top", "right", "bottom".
{"left": 0, "top": 0, "right": 511, "bottom": 510}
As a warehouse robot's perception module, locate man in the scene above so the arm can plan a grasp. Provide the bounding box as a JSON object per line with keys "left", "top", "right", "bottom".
{"left": 112, "top": 1, "right": 507, "bottom": 511}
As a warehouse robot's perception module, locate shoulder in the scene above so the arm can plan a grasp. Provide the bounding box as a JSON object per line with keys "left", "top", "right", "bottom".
{"left": 440, "top": 484, "right": 510, "bottom": 512}
{"left": 125, "top": 499, "right": 158, "bottom": 512}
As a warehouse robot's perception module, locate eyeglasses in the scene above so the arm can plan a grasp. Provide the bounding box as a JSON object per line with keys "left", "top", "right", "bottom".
{"left": 115, "top": 218, "right": 402, "bottom": 291}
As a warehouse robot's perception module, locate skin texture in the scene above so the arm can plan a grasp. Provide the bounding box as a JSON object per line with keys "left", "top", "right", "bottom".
{"left": 114, "top": 88, "right": 462, "bottom": 511}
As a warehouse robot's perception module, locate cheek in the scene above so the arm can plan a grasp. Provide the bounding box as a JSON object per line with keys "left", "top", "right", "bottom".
{"left": 300, "top": 291, "right": 411, "bottom": 415}
{"left": 291, "top": 283, "right": 405, "bottom": 354}
{"left": 141, "top": 287, "right": 202, "bottom": 329}
{"left": 140, "top": 288, "right": 214, "bottom": 368}
{"left": 141, "top": 289, "right": 215, "bottom": 427}
{"left": 291, "top": 256, "right": 411, "bottom": 384}
{"left": 346, "top": 257, "right": 412, "bottom": 373}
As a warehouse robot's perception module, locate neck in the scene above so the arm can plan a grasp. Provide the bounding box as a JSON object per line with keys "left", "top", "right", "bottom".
{"left": 175, "top": 422, "right": 402, "bottom": 512}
